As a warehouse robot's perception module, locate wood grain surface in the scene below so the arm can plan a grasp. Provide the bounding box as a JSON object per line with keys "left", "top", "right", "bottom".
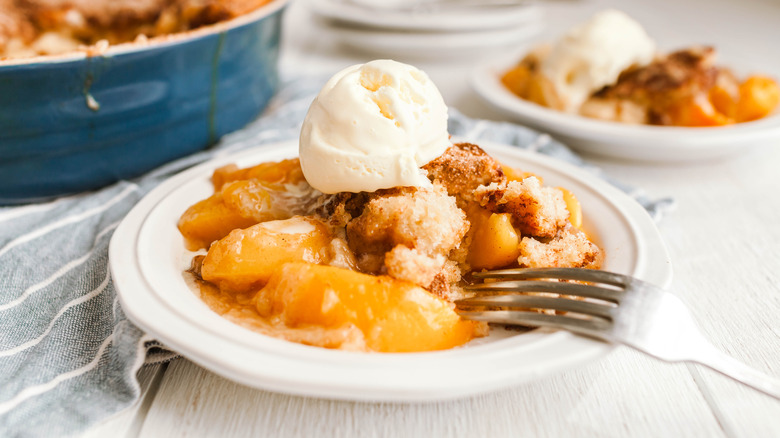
{"left": 80, "top": 0, "right": 780, "bottom": 436}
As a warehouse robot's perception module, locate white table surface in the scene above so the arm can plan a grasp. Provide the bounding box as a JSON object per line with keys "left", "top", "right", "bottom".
{"left": 82, "top": 0, "right": 780, "bottom": 436}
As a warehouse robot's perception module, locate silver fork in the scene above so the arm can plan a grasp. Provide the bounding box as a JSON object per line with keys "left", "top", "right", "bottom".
{"left": 455, "top": 267, "right": 780, "bottom": 400}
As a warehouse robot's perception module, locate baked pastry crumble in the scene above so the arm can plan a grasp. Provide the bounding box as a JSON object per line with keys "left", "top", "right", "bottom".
{"left": 500, "top": 10, "right": 780, "bottom": 126}
{"left": 0, "top": 0, "right": 272, "bottom": 59}
{"left": 178, "top": 143, "right": 604, "bottom": 352}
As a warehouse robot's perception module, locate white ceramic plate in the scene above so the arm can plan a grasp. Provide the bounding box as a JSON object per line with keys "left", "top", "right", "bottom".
{"left": 308, "top": 0, "right": 543, "bottom": 32}
{"left": 321, "top": 20, "right": 544, "bottom": 59}
{"left": 109, "top": 139, "right": 672, "bottom": 402}
{"left": 471, "top": 55, "right": 780, "bottom": 162}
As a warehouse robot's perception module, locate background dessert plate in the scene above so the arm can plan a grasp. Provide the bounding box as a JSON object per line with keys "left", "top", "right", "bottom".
{"left": 321, "top": 21, "right": 544, "bottom": 59}
{"left": 109, "top": 139, "right": 672, "bottom": 402}
{"left": 308, "top": 0, "right": 543, "bottom": 32}
{"left": 471, "top": 55, "right": 780, "bottom": 162}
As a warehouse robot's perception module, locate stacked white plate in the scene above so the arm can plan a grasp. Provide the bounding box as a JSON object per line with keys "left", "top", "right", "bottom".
{"left": 308, "top": 0, "right": 545, "bottom": 59}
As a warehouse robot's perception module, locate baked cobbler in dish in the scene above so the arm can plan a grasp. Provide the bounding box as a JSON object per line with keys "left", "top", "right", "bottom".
{"left": 501, "top": 10, "right": 780, "bottom": 126}
{"left": 177, "top": 60, "right": 603, "bottom": 353}
{"left": 178, "top": 145, "right": 603, "bottom": 352}
{"left": 0, "top": 0, "right": 272, "bottom": 59}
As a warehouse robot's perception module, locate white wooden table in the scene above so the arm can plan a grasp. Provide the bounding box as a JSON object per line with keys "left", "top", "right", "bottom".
{"left": 82, "top": 0, "right": 780, "bottom": 436}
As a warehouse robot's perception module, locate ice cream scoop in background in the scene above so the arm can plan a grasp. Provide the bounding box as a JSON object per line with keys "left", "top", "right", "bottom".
{"left": 299, "top": 59, "right": 451, "bottom": 194}
{"left": 540, "top": 9, "right": 656, "bottom": 112}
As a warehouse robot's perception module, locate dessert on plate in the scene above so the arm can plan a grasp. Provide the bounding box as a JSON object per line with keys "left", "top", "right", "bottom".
{"left": 501, "top": 9, "right": 780, "bottom": 126}
{"left": 0, "top": 0, "right": 272, "bottom": 59}
{"left": 178, "top": 60, "right": 603, "bottom": 353}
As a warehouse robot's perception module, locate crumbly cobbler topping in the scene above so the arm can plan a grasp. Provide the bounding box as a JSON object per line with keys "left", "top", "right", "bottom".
{"left": 177, "top": 143, "right": 604, "bottom": 352}
{"left": 502, "top": 46, "right": 780, "bottom": 126}
{"left": 0, "top": 0, "right": 271, "bottom": 59}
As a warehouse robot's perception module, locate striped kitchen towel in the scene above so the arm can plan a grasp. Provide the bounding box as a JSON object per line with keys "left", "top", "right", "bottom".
{"left": 0, "top": 74, "right": 674, "bottom": 438}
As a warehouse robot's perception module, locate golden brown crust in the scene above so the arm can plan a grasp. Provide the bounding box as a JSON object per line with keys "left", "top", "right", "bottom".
{"left": 579, "top": 97, "right": 648, "bottom": 124}
{"left": 346, "top": 185, "right": 468, "bottom": 258}
{"left": 518, "top": 227, "right": 603, "bottom": 269}
{"left": 602, "top": 47, "right": 717, "bottom": 99}
{"left": 422, "top": 143, "right": 505, "bottom": 205}
{"left": 474, "top": 178, "right": 569, "bottom": 238}
{"left": 180, "top": 142, "right": 605, "bottom": 348}
{"left": 345, "top": 184, "right": 469, "bottom": 296}
{"left": 590, "top": 46, "right": 727, "bottom": 125}
{"left": 0, "top": 0, "right": 35, "bottom": 47}
{"left": 384, "top": 246, "right": 445, "bottom": 291}
{"left": 18, "top": 0, "right": 168, "bottom": 28}
{"left": 506, "top": 44, "right": 755, "bottom": 127}
{"left": 1, "top": 0, "right": 271, "bottom": 57}
{"left": 315, "top": 191, "right": 370, "bottom": 229}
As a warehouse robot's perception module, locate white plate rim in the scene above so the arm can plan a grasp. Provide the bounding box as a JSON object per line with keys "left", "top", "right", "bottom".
{"left": 308, "top": 0, "right": 543, "bottom": 32}
{"left": 109, "top": 139, "right": 672, "bottom": 401}
{"left": 470, "top": 55, "right": 780, "bottom": 162}
{"left": 323, "top": 21, "right": 544, "bottom": 58}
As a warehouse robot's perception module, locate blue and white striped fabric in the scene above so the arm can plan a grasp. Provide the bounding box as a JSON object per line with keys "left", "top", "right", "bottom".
{"left": 0, "top": 75, "right": 674, "bottom": 437}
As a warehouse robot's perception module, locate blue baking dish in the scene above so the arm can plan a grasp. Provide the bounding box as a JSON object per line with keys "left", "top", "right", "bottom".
{"left": 0, "top": 0, "right": 287, "bottom": 204}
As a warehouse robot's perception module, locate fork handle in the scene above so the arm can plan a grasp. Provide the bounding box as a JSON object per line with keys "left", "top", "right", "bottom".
{"left": 692, "top": 343, "right": 780, "bottom": 400}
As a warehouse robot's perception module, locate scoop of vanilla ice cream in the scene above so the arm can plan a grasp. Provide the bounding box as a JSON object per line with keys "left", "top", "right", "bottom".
{"left": 299, "top": 60, "right": 451, "bottom": 194}
{"left": 540, "top": 9, "right": 656, "bottom": 112}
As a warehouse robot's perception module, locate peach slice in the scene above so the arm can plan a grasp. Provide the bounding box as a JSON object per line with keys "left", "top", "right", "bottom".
{"left": 736, "top": 76, "right": 780, "bottom": 123}
{"left": 201, "top": 217, "right": 331, "bottom": 293}
{"left": 256, "top": 262, "right": 481, "bottom": 352}
{"left": 212, "top": 158, "right": 305, "bottom": 191}
{"left": 467, "top": 208, "right": 521, "bottom": 271}
{"left": 177, "top": 193, "right": 258, "bottom": 251}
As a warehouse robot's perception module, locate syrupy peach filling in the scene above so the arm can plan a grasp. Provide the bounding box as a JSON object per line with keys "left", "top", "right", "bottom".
{"left": 0, "top": 0, "right": 273, "bottom": 59}
{"left": 178, "top": 143, "right": 603, "bottom": 353}
{"left": 502, "top": 45, "right": 780, "bottom": 126}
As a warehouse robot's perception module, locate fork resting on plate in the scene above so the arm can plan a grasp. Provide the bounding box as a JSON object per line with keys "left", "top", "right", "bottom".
{"left": 456, "top": 267, "right": 780, "bottom": 400}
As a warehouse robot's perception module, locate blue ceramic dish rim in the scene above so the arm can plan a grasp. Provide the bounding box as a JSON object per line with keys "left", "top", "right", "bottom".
{"left": 0, "top": 0, "right": 289, "bottom": 68}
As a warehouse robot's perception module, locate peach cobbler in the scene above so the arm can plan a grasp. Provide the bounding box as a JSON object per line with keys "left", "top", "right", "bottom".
{"left": 0, "top": 0, "right": 272, "bottom": 59}
{"left": 177, "top": 60, "right": 603, "bottom": 353}
{"left": 501, "top": 10, "right": 780, "bottom": 126}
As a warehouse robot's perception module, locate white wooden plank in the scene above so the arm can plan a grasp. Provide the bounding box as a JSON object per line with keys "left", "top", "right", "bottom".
{"left": 140, "top": 351, "right": 723, "bottom": 438}
{"left": 592, "top": 143, "right": 780, "bottom": 437}
{"left": 130, "top": 132, "right": 780, "bottom": 438}
{"left": 79, "top": 363, "right": 167, "bottom": 438}
{"left": 132, "top": 1, "right": 780, "bottom": 433}
{"left": 133, "top": 99, "right": 780, "bottom": 438}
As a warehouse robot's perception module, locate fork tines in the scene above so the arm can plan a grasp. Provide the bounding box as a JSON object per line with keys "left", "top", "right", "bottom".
{"left": 457, "top": 294, "right": 614, "bottom": 318}
{"left": 455, "top": 268, "right": 633, "bottom": 335}
{"left": 466, "top": 266, "right": 631, "bottom": 304}
{"left": 463, "top": 280, "right": 624, "bottom": 303}
{"left": 457, "top": 268, "right": 780, "bottom": 400}
{"left": 472, "top": 267, "right": 630, "bottom": 288}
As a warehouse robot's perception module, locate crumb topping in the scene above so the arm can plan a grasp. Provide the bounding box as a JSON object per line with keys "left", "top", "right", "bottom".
{"left": 0, "top": 0, "right": 272, "bottom": 58}
{"left": 519, "top": 227, "right": 603, "bottom": 269}
{"left": 423, "top": 142, "right": 505, "bottom": 205}
{"left": 475, "top": 178, "right": 569, "bottom": 238}
{"left": 179, "top": 142, "right": 605, "bottom": 352}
